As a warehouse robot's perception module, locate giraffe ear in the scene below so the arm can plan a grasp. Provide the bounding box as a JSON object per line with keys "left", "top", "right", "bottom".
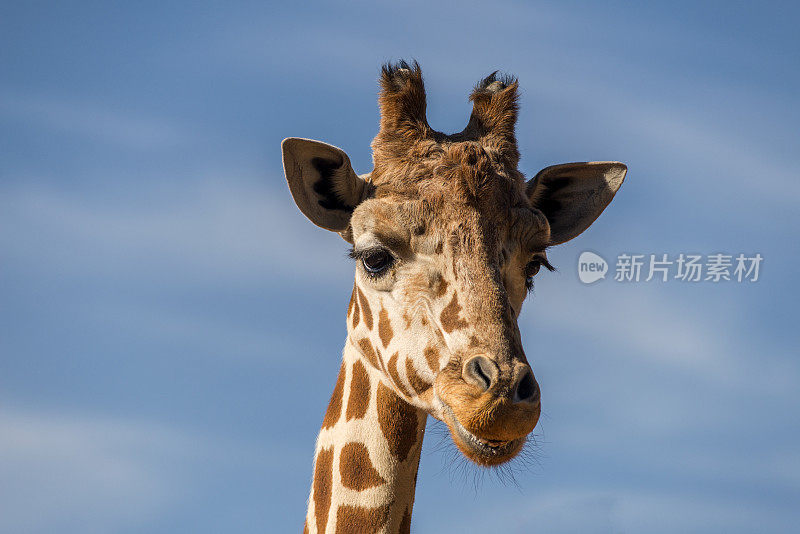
{"left": 281, "top": 137, "right": 369, "bottom": 236}
{"left": 527, "top": 162, "right": 627, "bottom": 246}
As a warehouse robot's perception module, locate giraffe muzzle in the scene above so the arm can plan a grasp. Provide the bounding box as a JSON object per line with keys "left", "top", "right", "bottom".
{"left": 435, "top": 356, "right": 541, "bottom": 466}
{"left": 462, "top": 354, "right": 540, "bottom": 404}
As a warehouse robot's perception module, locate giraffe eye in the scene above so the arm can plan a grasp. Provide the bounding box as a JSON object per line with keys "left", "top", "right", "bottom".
{"left": 362, "top": 248, "right": 394, "bottom": 275}
{"left": 525, "top": 255, "right": 554, "bottom": 291}
{"left": 525, "top": 260, "right": 541, "bottom": 279}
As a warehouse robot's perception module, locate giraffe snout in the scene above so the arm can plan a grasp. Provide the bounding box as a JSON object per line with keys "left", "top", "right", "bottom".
{"left": 462, "top": 356, "right": 539, "bottom": 406}
{"left": 462, "top": 355, "right": 539, "bottom": 404}
{"left": 436, "top": 354, "right": 541, "bottom": 466}
{"left": 513, "top": 366, "right": 540, "bottom": 404}
{"left": 462, "top": 354, "right": 498, "bottom": 391}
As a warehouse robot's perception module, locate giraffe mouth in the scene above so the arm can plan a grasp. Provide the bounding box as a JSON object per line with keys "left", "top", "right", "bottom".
{"left": 441, "top": 405, "right": 525, "bottom": 466}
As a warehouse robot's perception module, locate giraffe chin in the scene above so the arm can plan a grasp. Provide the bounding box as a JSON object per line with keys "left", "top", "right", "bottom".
{"left": 442, "top": 406, "right": 526, "bottom": 467}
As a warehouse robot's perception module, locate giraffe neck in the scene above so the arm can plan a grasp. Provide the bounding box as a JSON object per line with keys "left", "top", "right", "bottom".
{"left": 305, "top": 341, "right": 427, "bottom": 533}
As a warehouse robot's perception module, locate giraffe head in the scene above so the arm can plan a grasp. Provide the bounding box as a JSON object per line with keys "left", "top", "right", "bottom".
{"left": 282, "top": 61, "right": 625, "bottom": 467}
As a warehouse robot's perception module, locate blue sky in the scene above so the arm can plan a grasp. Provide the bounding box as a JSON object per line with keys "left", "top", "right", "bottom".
{"left": 1, "top": 1, "right": 798, "bottom": 532}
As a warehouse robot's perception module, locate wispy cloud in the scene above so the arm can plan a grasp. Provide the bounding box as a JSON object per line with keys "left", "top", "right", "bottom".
{"left": 0, "top": 406, "right": 298, "bottom": 534}
{"left": 0, "top": 90, "right": 191, "bottom": 150}
{"left": 0, "top": 408, "right": 191, "bottom": 533}
{"left": 0, "top": 174, "right": 352, "bottom": 289}
{"left": 440, "top": 486, "right": 798, "bottom": 534}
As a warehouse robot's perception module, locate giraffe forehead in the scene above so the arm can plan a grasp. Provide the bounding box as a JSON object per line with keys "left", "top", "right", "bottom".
{"left": 371, "top": 138, "right": 518, "bottom": 186}
{"left": 351, "top": 195, "right": 549, "bottom": 258}
{"left": 369, "top": 139, "right": 521, "bottom": 199}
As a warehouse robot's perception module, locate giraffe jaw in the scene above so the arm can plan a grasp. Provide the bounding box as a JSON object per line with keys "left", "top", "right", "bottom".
{"left": 441, "top": 404, "right": 526, "bottom": 466}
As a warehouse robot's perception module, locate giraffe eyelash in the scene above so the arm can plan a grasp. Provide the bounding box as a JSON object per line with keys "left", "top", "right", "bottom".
{"left": 525, "top": 256, "right": 555, "bottom": 292}
{"left": 538, "top": 257, "right": 555, "bottom": 272}
{"left": 348, "top": 246, "right": 387, "bottom": 262}
{"left": 349, "top": 246, "right": 396, "bottom": 278}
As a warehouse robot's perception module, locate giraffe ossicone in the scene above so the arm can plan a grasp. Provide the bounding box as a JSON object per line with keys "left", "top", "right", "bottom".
{"left": 282, "top": 60, "right": 627, "bottom": 533}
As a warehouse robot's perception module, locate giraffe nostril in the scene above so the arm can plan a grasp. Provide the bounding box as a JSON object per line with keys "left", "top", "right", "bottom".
{"left": 514, "top": 369, "right": 539, "bottom": 404}
{"left": 462, "top": 355, "right": 498, "bottom": 392}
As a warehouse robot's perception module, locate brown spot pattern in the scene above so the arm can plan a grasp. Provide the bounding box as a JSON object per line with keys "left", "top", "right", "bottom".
{"left": 440, "top": 292, "right": 468, "bottom": 333}
{"left": 399, "top": 507, "right": 412, "bottom": 534}
{"left": 357, "top": 287, "right": 373, "bottom": 330}
{"left": 405, "top": 358, "right": 431, "bottom": 395}
{"left": 436, "top": 278, "right": 449, "bottom": 298}
{"left": 377, "top": 382, "right": 418, "bottom": 462}
{"left": 352, "top": 286, "right": 361, "bottom": 328}
{"left": 339, "top": 442, "right": 386, "bottom": 491}
{"left": 303, "top": 520, "right": 308, "bottom": 534}
{"left": 424, "top": 345, "right": 440, "bottom": 372}
{"left": 387, "top": 352, "right": 414, "bottom": 398}
{"left": 358, "top": 338, "right": 380, "bottom": 370}
{"left": 322, "top": 362, "right": 345, "bottom": 429}
{"left": 335, "top": 504, "right": 389, "bottom": 534}
{"left": 313, "top": 447, "right": 334, "bottom": 533}
{"left": 347, "top": 285, "right": 356, "bottom": 318}
{"left": 378, "top": 307, "right": 393, "bottom": 348}
{"left": 346, "top": 360, "right": 370, "bottom": 421}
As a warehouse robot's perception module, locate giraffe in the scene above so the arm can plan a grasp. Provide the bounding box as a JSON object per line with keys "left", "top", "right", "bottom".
{"left": 281, "top": 61, "right": 626, "bottom": 533}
